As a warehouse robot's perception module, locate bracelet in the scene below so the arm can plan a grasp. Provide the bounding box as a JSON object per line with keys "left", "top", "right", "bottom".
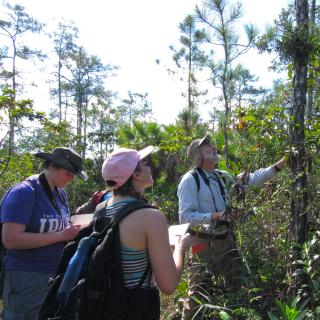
{"left": 274, "top": 164, "right": 281, "bottom": 172}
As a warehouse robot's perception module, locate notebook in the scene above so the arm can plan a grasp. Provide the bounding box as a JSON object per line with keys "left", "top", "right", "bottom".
{"left": 168, "top": 223, "right": 190, "bottom": 246}
{"left": 70, "top": 213, "right": 94, "bottom": 227}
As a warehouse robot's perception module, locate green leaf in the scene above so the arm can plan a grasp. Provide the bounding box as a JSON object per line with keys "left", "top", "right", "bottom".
{"left": 219, "top": 311, "right": 231, "bottom": 320}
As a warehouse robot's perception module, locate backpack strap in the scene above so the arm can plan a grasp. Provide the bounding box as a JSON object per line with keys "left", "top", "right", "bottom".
{"left": 95, "top": 200, "right": 157, "bottom": 242}
{"left": 112, "top": 200, "right": 156, "bottom": 225}
{"left": 93, "top": 200, "right": 156, "bottom": 233}
{"left": 190, "top": 169, "right": 201, "bottom": 192}
{"left": 94, "top": 198, "right": 109, "bottom": 213}
{"left": 91, "top": 191, "right": 109, "bottom": 212}
{"left": 195, "top": 168, "right": 210, "bottom": 188}
{"left": 179, "top": 168, "right": 226, "bottom": 195}
{"left": 196, "top": 168, "right": 228, "bottom": 206}
{"left": 195, "top": 168, "right": 223, "bottom": 213}
{"left": 175, "top": 169, "right": 200, "bottom": 199}
{"left": 214, "top": 169, "right": 227, "bottom": 186}
{"left": 212, "top": 170, "right": 226, "bottom": 202}
{"left": 37, "top": 172, "right": 67, "bottom": 217}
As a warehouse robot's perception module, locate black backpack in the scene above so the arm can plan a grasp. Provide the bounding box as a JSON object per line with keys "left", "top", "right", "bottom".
{"left": 38, "top": 200, "right": 158, "bottom": 320}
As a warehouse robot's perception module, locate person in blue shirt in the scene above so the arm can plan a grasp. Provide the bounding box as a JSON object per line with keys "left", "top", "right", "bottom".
{"left": 177, "top": 134, "right": 287, "bottom": 319}
{"left": 0, "top": 147, "right": 87, "bottom": 320}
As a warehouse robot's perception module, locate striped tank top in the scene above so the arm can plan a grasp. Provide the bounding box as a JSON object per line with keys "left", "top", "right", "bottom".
{"left": 105, "top": 201, "right": 157, "bottom": 289}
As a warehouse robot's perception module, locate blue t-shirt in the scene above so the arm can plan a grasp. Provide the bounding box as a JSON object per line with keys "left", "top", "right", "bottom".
{"left": 1, "top": 174, "right": 70, "bottom": 273}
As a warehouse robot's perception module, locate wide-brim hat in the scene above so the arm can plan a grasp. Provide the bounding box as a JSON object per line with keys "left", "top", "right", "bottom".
{"left": 35, "top": 147, "right": 87, "bottom": 180}
{"left": 187, "top": 134, "right": 222, "bottom": 166}
{"left": 187, "top": 134, "right": 211, "bottom": 159}
{"left": 102, "top": 146, "right": 154, "bottom": 189}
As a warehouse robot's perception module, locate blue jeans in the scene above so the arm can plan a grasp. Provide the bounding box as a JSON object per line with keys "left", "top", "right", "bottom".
{"left": 2, "top": 270, "right": 53, "bottom": 320}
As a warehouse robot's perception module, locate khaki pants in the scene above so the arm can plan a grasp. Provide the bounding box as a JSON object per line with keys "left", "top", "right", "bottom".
{"left": 182, "top": 232, "right": 249, "bottom": 320}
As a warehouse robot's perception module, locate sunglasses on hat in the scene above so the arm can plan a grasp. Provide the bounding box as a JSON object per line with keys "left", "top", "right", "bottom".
{"left": 140, "top": 155, "right": 152, "bottom": 167}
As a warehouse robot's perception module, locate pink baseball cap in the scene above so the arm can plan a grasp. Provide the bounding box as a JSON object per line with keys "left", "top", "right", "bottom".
{"left": 101, "top": 146, "right": 154, "bottom": 189}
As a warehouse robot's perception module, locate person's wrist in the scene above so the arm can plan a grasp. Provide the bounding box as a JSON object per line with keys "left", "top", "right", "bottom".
{"left": 274, "top": 164, "right": 281, "bottom": 172}
{"left": 211, "top": 212, "right": 219, "bottom": 222}
{"left": 175, "top": 243, "right": 186, "bottom": 253}
{"left": 54, "top": 230, "right": 64, "bottom": 242}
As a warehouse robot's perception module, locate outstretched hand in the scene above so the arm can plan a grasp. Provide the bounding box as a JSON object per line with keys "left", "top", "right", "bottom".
{"left": 284, "top": 149, "right": 299, "bottom": 166}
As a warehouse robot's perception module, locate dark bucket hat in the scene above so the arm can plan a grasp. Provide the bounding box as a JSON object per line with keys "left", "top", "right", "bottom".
{"left": 35, "top": 147, "right": 88, "bottom": 180}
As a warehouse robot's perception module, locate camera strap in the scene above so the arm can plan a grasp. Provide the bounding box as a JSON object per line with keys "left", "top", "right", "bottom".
{"left": 196, "top": 168, "right": 227, "bottom": 210}
{"left": 39, "top": 172, "right": 66, "bottom": 217}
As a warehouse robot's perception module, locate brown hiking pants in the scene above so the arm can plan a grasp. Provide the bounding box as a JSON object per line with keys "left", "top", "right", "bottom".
{"left": 182, "top": 232, "right": 249, "bottom": 320}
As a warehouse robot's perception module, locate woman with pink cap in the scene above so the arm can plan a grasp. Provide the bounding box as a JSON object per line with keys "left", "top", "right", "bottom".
{"left": 100, "top": 146, "right": 195, "bottom": 319}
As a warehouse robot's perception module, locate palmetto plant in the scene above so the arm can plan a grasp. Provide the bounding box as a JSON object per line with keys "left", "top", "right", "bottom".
{"left": 267, "top": 297, "right": 309, "bottom": 320}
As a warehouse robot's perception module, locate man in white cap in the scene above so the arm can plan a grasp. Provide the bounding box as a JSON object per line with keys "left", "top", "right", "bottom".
{"left": 177, "top": 134, "right": 287, "bottom": 319}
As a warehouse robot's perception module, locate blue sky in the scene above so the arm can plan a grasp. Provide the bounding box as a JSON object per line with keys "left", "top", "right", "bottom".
{"left": 7, "top": 0, "right": 290, "bottom": 124}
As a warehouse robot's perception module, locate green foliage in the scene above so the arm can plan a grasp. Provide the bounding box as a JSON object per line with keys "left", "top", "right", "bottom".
{"left": 164, "top": 76, "right": 320, "bottom": 318}
{"left": 1, "top": 1, "right": 320, "bottom": 319}
{"left": 0, "top": 151, "right": 35, "bottom": 196}
{"left": 256, "top": 4, "right": 319, "bottom": 71}
{"left": 292, "top": 232, "right": 320, "bottom": 314}
{"left": 0, "top": 2, "right": 44, "bottom": 62}
{"left": 115, "top": 91, "right": 153, "bottom": 127}
{"left": 0, "top": 86, "right": 45, "bottom": 122}
{"left": 195, "top": 0, "right": 259, "bottom": 167}
{"left": 0, "top": 86, "right": 47, "bottom": 157}
{"left": 268, "top": 297, "right": 309, "bottom": 320}
{"left": 117, "top": 121, "right": 163, "bottom": 149}
{"left": 29, "top": 120, "right": 74, "bottom": 150}
{"left": 170, "top": 14, "right": 208, "bottom": 131}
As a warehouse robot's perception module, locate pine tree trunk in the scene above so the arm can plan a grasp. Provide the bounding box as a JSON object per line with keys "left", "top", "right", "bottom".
{"left": 222, "top": 83, "right": 230, "bottom": 168}
{"left": 83, "top": 99, "right": 88, "bottom": 160}
{"left": 9, "top": 45, "right": 17, "bottom": 155}
{"left": 290, "top": 0, "right": 309, "bottom": 255}
{"left": 77, "top": 94, "right": 83, "bottom": 151}
{"left": 58, "top": 60, "right": 62, "bottom": 122}
{"left": 306, "top": 0, "right": 315, "bottom": 123}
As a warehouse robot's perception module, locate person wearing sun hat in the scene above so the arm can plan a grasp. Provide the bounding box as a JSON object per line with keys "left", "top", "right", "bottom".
{"left": 101, "top": 146, "right": 154, "bottom": 188}
{"left": 34, "top": 147, "right": 88, "bottom": 180}
{"left": 177, "top": 134, "right": 288, "bottom": 319}
{"left": 93, "top": 146, "right": 197, "bottom": 319}
{"left": 74, "top": 147, "right": 155, "bottom": 215}
{"left": 0, "top": 147, "right": 86, "bottom": 320}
